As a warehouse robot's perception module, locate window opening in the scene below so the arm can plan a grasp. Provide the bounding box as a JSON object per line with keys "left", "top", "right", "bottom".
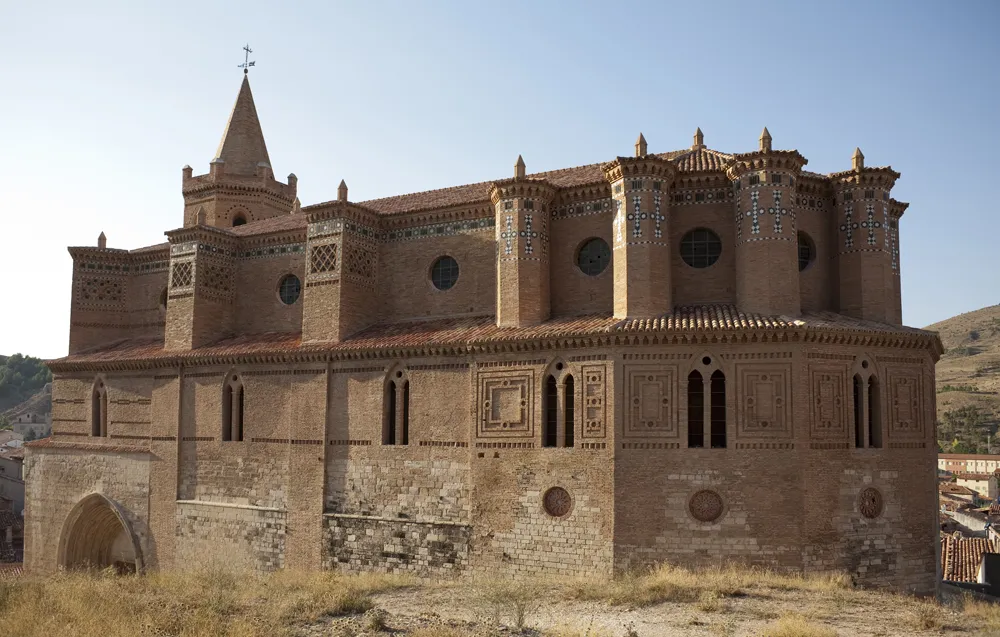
{"left": 798, "top": 233, "right": 815, "bottom": 272}
{"left": 688, "top": 371, "right": 704, "bottom": 448}
{"left": 278, "top": 275, "right": 301, "bottom": 305}
{"left": 868, "top": 377, "right": 882, "bottom": 448}
{"left": 577, "top": 238, "right": 611, "bottom": 276}
{"left": 710, "top": 370, "right": 726, "bottom": 449}
{"left": 384, "top": 381, "right": 397, "bottom": 445}
{"left": 402, "top": 381, "right": 410, "bottom": 445}
{"left": 564, "top": 375, "right": 575, "bottom": 448}
{"left": 431, "top": 256, "right": 460, "bottom": 291}
{"left": 853, "top": 375, "right": 864, "bottom": 448}
{"left": 680, "top": 229, "right": 723, "bottom": 268}
{"left": 544, "top": 375, "right": 558, "bottom": 448}
{"left": 91, "top": 383, "right": 107, "bottom": 437}
{"left": 232, "top": 214, "right": 247, "bottom": 227}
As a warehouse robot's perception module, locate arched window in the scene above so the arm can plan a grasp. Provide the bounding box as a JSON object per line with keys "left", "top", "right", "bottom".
{"left": 383, "top": 368, "right": 410, "bottom": 446}
{"left": 384, "top": 381, "right": 397, "bottom": 445}
{"left": 687, "top": 371, "right": 704, "bottom": 448}
{"left": 868, "top": 376, "right": 882, "bottom": 448}
{"left": 853, "top": 374, "right": 864, "bottom": 448}
{"left": 91, "top": 381, "right": 107, "bottom": 437}
{"left": 564, "top": 375, "right": 575, "bottom": 448}
{"left": 710, "top": 370, "right": 727, "bottom": 449}
{"left": 222, "top": 375, "right": 244, "bottom": 442}
{"left": 232, "top": 213, "right": 247, "bottom": 227}
{"left": 543, "top": 375, "right": 558, "bottom": 448}
{"left": 402, "top": 381, "right": 410, "bottom": 446}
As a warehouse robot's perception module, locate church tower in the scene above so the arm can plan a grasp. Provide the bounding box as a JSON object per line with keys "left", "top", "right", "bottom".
{"left": 181, "top": 73, "right": 297, "bottom": 229}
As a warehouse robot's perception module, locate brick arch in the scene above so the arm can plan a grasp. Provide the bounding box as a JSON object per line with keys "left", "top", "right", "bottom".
{"left": 58, "top": 493, "right": 143, "bottom": 573}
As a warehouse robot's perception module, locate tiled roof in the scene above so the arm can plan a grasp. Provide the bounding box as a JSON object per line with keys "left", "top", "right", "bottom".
{"left": 48, "top": 305, "right": 937, "bottom": 367}
{"left": 130, "top": 242, "right": 170, "bottom": 254}
{"left": 956, "top": 472, "right": 994, "bottom": 481}
{"left": 942, "top": 535, "right": 996, "bottom": 583}
{"left": 990, "top": 503, "right": 1000, "bottom": 516}
{"left": 673, "top": 148, "right": 733, "bottom": 173}
{"left": 0, "top": 564, "right": 22, "bottom": 580}
{"left": 940, "top": 483, "right": 977, "bottom": 496}
{"left": 939, "top": 454, "right": 1000, "bottom": 461}
{"left": 229, "top": 214, "right": 307, "bottom": 237}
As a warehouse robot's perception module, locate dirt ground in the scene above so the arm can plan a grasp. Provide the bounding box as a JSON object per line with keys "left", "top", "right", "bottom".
{"left": 309, "top": 582, "right": 982, "bottom": 637}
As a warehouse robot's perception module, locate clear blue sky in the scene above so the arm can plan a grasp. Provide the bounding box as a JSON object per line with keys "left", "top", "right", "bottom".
{"left": 1, "top": 0, "right": 997, "bottom": 359}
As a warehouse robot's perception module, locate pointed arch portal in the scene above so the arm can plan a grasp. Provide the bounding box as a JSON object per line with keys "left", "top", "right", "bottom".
{"left": 58, "top": 494, "right": 143, "bottom": 574}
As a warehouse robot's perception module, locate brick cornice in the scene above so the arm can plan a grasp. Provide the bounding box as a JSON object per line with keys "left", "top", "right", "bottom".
{"left": 726, "top": 150, "right": 808, "bottom": 179}
{"left": 488, "top": 178, "right": 557, "bottom": 206}
{"left": 45, "top": 324, "right": 943, "bottom": 373}
{"left": 601, "top": 156, "right": 676, "bottom": 183}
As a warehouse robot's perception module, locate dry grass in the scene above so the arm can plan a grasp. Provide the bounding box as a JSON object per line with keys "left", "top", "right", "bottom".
{"left": 960, "top": 595, "right": 1000, "bottom": 631}
{"left": 0, "top": 567, "right": 410, "bottom": 637}
{"left": 758, "top": 614, "right": 838, "bottom": 637}
{"left": 566, "top": 563, "right": 852, "bottom": 608}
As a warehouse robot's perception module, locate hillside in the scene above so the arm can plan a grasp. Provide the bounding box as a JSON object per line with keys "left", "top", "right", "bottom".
{"left": 0, "top": 354, "right": 51, "bottom": 416}
{"left": 925, "top": 304, "right": 1000, "bottom": 452}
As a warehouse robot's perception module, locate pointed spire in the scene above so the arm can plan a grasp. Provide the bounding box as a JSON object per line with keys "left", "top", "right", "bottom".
{"left": 214, "top": 75, "right": 272, "bottom": 176}
{"left": 635, "top": 133, "right": 647, "bottom": 157}
{"left": 759, "top": 127, "right": 772, "bottom": 152}
{"left": 514, "top": 155, "right": 526, "bottom": 179}
{"left": 337, "top": 179, "right": 348, "bottom": 202}
{"left": 97, "top": 232, "right": 106, "bottom": 249}
{"left": 852, "top": 147, "right": 865, "bottom": 170}
{"left": 692, "top": 127, "right": 704, "bottom": 150}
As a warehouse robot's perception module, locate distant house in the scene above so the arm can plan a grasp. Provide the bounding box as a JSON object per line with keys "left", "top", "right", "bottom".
{"left": 955, "top": 472, "right": 997, "bottom": 499}
{"left": 0, "top": 453, "right": 24, "bottom": 516}
{"left": 940, "top": 454, "right": 1000, "bottom": 475}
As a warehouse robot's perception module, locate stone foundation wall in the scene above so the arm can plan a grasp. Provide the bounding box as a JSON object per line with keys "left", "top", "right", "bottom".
{"left": 324, "top": 454, "right": 470, "bottom": 523}
{"left": 323, "top": 514, "right": 469, "bottom": 577}
{"left": 174, "top": 501, "right": 285, "bottom": 572}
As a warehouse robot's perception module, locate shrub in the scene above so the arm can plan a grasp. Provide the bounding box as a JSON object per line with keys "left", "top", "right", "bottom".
{"left": 476, "top": 578, "right": 542, "bottom": 630}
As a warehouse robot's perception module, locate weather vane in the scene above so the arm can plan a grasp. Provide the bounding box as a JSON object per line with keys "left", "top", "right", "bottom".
{"left": 238, "top": 44, "right": 255, "bottom": 74}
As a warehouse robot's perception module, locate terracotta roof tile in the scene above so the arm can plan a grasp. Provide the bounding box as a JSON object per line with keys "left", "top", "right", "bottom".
{"left": 942, "top": 535, "right": 996, "bottom": 583}
{"left": 48, "top": 305, "right": 937, "bottom": 367}
{"left": 672, "top": 148, "right": 733, "bottom": 173}
{"left": 956, "top": 472, "right": 993, "bottom": 481}
{"left": 940, "top": 483, "right": 977, "bottom": 496}
{"left": 0, "top": 564, "right": 22, "bottom": 580}
{"left": 229, "top": 213, "right": 307, "bottom": 237}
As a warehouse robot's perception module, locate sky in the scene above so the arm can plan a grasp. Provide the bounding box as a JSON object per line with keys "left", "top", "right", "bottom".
{"left": 0, "top": 0, "right": 997, "bottom": 359}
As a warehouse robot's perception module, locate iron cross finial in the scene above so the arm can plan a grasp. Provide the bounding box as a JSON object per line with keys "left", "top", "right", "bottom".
{"left": 238, "top": 44, "right": 255, "bottom": 74}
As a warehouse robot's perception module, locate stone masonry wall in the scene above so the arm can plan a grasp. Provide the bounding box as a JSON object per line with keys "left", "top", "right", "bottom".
{"left": 174, "top": 501, "right": 285, "bottom": 572}
{"left": 23, "top": 448, "right": 150, "bottom": 574}
{"left": 323, "top": 515, "right": 469, "bottom": 577}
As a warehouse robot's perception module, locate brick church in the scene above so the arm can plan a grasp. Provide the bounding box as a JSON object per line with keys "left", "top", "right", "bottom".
{"left": 25, "top": 72, "right": 942, "bottom": 591}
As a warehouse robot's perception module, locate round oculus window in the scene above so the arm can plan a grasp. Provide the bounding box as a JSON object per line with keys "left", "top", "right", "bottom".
{"left": 680, "top": 229, "right": 722, "bottom": 268}
{"left": 797, "top": 232, "right": 815, "bottom": 272}
{"left": 431, "top": 256, "right": 460, "bottom": 291}
{"left": 543, "top": 487, "right": 572, "bottom": 517}
{"left": 278, "top": 274, "right": 301, "bottom": 305}
{"left": 577, "top": 238, "right": 611, "bottom": 276}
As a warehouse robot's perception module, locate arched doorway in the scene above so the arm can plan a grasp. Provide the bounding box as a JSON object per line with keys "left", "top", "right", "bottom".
{"left": 58, "top": 494, "right": 143, "bottom": 574}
